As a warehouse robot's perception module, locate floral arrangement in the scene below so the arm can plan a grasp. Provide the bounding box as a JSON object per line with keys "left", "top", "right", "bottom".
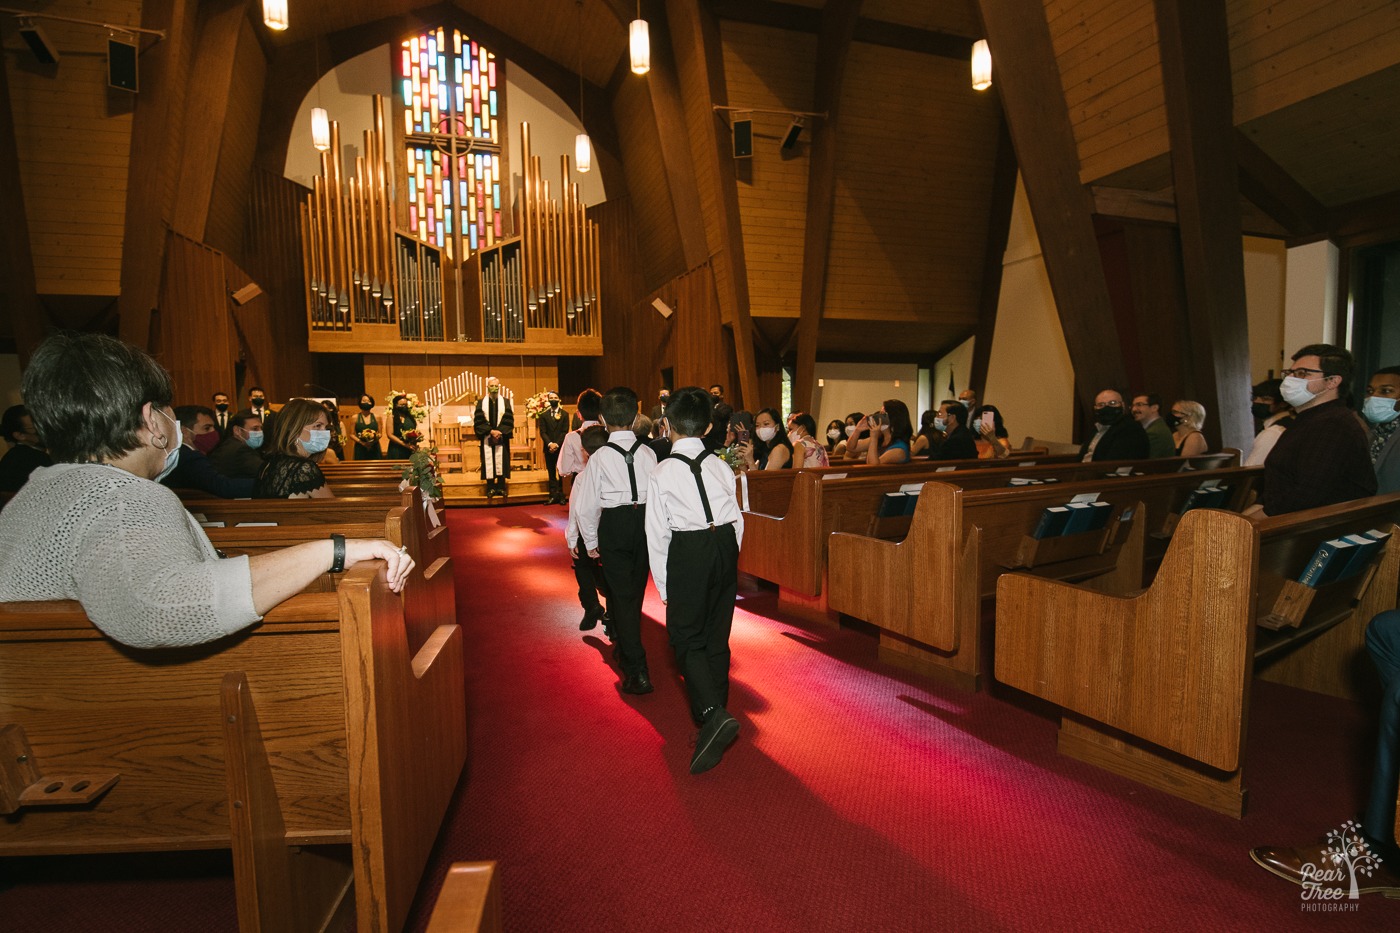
{"left": 715, "top": 445, "right": 745, "bottom": 475}
{"left": 401, "top": 446, "right": 442, "bottom": 501}
{"left": 356, "top": 428, "right": 379, "bottom": 444}
{"left": 524, "top": 390, "right": 555, "bottom": 421}
{"left": 384, "top": 390, "right": 427, "bottom": 423}
{"left": 403, "top": 429, "right": 424, "bottom": 447}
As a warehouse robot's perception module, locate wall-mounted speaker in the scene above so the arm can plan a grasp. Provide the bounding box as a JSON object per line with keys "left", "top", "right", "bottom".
{"left": 230, "top": 282, "right": 264, "bottom": 306}
{"left": 652, "top": 298, "right": 674, "bottom": 319}
{"left": 108, "top": 36, "right": 138, "bottom": 92}
{"left": 732, "top": 115, "right": 752, "bottom": 159}
{"left": 780, "top": 116, "right": 806, "bottom": 151}
{"left": 18, "top": 22, "right": 60, "bottom": 65}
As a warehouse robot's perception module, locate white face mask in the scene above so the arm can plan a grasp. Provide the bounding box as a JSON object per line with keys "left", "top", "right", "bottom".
{"left": 1363, "top": 396, "right": 1400, "bottom": 425}
{"left": 755, "top": 425, "right": 777, "bottom": 443}
{"left": 302, "top": 429, "right": 331, "bottom": 454}
{"left": 844, "top": 425, "right": 855, "bottom": 437}
{"left": 1279, "top": 374, "right": 1319, "bottom": 409}
{"left": 827, "top": 429, "right": 842, "bottom": 441}
{"left": 154, "top": 409, "right": 181, "bottom": 482}
{"left": 934, "top": 417, "right": 947, "bottom": 432}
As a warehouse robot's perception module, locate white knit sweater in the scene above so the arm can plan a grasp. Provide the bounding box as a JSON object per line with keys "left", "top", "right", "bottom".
{"left": 0, "top": 463, "right": 260, "bottom": 648}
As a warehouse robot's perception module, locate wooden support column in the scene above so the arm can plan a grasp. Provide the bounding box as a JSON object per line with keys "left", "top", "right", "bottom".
{"left": 792, "top": 0, "right": 863, "bottom": 415}
{"left": 117, "top": 0, "right": 199, "bottom": 350}
{"left": 975, "top": 0, "right": 1128, "bottom": 414}
{"left": 1154, "top": 0, "right": 1253, "bottom": 452}
{"left": 644, "top": 0, "right": 709, "bottom": 269}
{"left": 966, "top": 115, "right": 1019, "bottom": 400}
{"left": 666, "top": 0, "right": 760, "bottom": 410}
{"left": 0, "top": 51, "right": 46, "bottom": 362}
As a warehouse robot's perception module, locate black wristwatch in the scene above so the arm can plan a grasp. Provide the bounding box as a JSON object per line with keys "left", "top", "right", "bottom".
{"left": 329, "top": 533, "right": 346, "bottom": 573}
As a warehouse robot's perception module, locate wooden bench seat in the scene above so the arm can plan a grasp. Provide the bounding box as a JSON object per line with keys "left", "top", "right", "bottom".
{"left": 0, "top": 488, "right": 466, "bottom": 932}
{"left": 823, "top": 466, "right": 1261, "bottom": 692}
{"left": 993, "top": 493, "right": 1400, "bottom": 816}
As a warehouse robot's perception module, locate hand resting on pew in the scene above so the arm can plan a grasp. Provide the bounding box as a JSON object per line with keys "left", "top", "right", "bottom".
{"left": 0, "top": 334, "right": 413, "bottom": 650}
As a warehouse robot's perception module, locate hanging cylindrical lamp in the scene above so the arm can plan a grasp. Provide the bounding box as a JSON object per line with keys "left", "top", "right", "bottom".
{"left": 311, "top": 107, "right": 331, "bottom": 151}
{"left": 630, "top": 19, "right": 651, "bottom": 75}
{"left": 971, "top": 39, "right": 992, "bottom": 91}
{"left": 575, "top": 133, "right": 591, "bottom": 173}
{"left": 262, "top": 0, "right": 288, "bottom": 32}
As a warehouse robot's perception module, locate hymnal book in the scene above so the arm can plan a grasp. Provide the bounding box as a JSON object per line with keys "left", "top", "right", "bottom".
{"left": 936, "top": 466, "right": 957, "bottom": 473}
{"left": 1333, "top": 530, "right": 1388, "bottom": 582}
{"left": 898, "top": 483, "right": 924, "bottom": 494}
{"left": 1018, "top": 461, "right": 1036, "bottom": 467}
{"left": 1086, "top": 500, "right": 1113, "bottom": 530}
{"left": 877, "top": 492, "right": 909, "bottom": 518}
{"left": 903, "top": 492, "right": 921, "bottom": 516}
{"left": 1031, "top": 506, "right": 1072, "bottom": 539}
{"left": 1062, "top": 501, "right": 1098, "bottom": 535}
{"left": 1178, "top": 480, "right": 1228, "bottom": 514}
{"left": 822, "top": 473, "right": 847, "bottom": 481}
{"left": 1008, "top": 477, "right": 1043, "bottom": 486}
{"left": 1297, "top": 537, "right": 1356, "bottom": 587}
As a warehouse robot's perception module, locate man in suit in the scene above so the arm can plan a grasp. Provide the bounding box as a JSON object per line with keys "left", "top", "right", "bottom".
{"left": 931, "top": 399, "right": 978, "bottom": 461}
{"left": 1130, "top": 393, "right": 1176, "bottom": 458}
{"left": 1364, "top": 365, "right": 1400, "bottom": 494}
{"left": 208, "top": 409, "right": 265, "bottom": 480}
{"left": 474, "top": 376, "right": 514, "bottom": 498}
{"left": 1078, "top": 389, "right": 1150, "bottom": 462}
{"left": 538, "top": 390, "right": 570, "bottom": 504}
{"left": 212, "top": 392, "right": 233, "bottom": 439}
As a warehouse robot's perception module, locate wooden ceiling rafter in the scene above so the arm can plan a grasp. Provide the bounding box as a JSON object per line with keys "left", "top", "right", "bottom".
{"left": 1233, "top": 130, "right": 1328, "bottom": 239}
{"left": 704, "top": 0, "right": 975, "bottom": 61}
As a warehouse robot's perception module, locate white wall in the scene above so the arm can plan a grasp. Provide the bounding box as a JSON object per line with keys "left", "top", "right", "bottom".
{"left": 285, "top": 45, "right": 606, "bottom": 207}
{"left": 1283, "top": 239, "right": 1340, "bottom": 357}
{"left": 810, "top": 362, "right": 920, "bottom": 434}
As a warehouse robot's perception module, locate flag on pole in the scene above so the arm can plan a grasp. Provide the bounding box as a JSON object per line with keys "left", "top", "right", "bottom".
{"left": 947, "top": 367, "right": 956, "bottom": 395}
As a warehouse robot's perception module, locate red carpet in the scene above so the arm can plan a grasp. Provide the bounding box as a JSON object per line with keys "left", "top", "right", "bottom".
{"left": 1, "top": 503, "right": 1394, "bottom": 931}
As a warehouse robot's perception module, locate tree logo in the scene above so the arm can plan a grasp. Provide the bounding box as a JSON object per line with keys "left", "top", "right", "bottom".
{"left": 1300, "top": 821, "right": 1384, "bottom": 906}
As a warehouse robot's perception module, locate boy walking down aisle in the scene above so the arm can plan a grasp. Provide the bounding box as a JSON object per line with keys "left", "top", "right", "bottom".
{"left": 644, "top": 387, "right": 745, "bottom": 774}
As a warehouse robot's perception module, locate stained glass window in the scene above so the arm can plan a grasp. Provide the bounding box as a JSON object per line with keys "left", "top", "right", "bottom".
{"left": 400, "top": 28, "right": 503, "bottom": 258}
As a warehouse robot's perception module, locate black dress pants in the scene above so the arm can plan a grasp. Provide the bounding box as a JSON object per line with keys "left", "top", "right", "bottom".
{"left": 598, "top": 506, "right": 649, "bottom": 677}
{"left": 572, "top": 531, "right": 609, "bottom": 613}
{"left": 665, "top": 524, "right": 739, "bottom": 722}
{"left": 1364, "top": 609, "right": 1400, "bottom": 850}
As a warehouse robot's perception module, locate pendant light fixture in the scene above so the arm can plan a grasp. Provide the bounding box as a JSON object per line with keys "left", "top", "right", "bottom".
{"left": 311, "top": 39, "right": 330, "bottom": 151}
{"left": 971, "top": 39, "right": 992, "bottom": 91}
{"left": 262, "top": 0, "right": 288, "bottom": 32}
{"left": 575, "top": 0, "right": 591, "bottom": 173}
{"left": 630, "top": 0, "right": 650, "bottom": 75}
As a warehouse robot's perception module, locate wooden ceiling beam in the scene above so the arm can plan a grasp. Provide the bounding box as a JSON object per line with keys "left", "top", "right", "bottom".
{"left": 793, "top": 0, "right": 863, "bottom": 415}
{"left": 1234, "top": 131, "right": 1328, "bottom": 239}
{"left": 705, "top": 0, "right": 974, "bottom": 60}
{"left": 1154, "top": 0, "right": 1253, "bottom": 452}
{"left": 0, "top": 42, "right": 46, "bottom": 362}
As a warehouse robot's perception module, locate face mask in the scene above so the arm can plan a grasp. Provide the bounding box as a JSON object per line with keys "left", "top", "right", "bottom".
{"left": 215, "top": 403, "right": 228, "bottom": 413}
{"left": 488, "top": 386, "right": 499, "bottom": 395}
{"left": 1164, "top": 414, "right": 1180, "bottom": 430}
{"left": 245, "top": 430, "right": 265, "bottom": 449}
{"left": 1279, "top": 375, "right": 1318, "bottom": 409}
{"left": 154, "top": 410, "right": 181, "bottom": 482}
{"left": 756, "top": 425, "right": 777, "bottom": 443}
{"left": 193, "top": 431, "right": 219, "bottom": 455}
{"left": 934, "top": 417, "right": 947, "bottom": 432}
{"left": 302, "top": 429, "right": 331, "bottom": 454}
{"left": 1251, "top": 402, "right": 1274, "bottom": 420}
{"left": 549, "top": 399, "right": 560, "bottom": 409}
{"left": 397, "top": 404, "right": 409, "bottom": 412}
{"left": 1363, "top": 396, "right": 1400, "bottom": 425}
{"left": 845, "top": 425, "right": 855, "bottom": 437}
{"left": 960, "top": 399, "right": 972, "bottom": 409}
{"left": 659, "top": 395, "right": 669, "bottom": 405}
{"left": 1094, "top": 407, "right": 1123, "bottom": 426}
{"left": 827, "top": 429, "right": 842, "bottom": 441}
{"left": 250, "top": 398, "right": 265, "bottom": 409}
{"left": 359, "top": 402, "right": 373, "bottom": 411}
{"left": 788, "top": 430, "right": 801, "bottom": 444}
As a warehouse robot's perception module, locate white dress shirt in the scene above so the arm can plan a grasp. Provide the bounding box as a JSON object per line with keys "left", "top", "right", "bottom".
{"left": 1245, "top": 411, "right": 1292, "bottom": 467}
{"left": 557, "top": 419, "right": 598, "bottom": 476}
{"left": 573, "top": 430, "right": 658, "bottom": 552}
{"left": 644, "top": 437, "right": 744, "bottom": 602}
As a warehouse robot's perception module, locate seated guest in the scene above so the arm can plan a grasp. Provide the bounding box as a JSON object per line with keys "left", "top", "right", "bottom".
{"left": 1363, "top": 365, "right": 1400, "bottom": 493}
{"left": 1079, "top": 389, "right": 1150, "bottom": 462}
{"left": 930, "top": 400, "right": 978, "bottom": 461}
{"left": 0, "top": 404, "right": 52, "bottom": 493}
{"left": 207, "top": 409, "right": 264, "bottom": 479}
{"left": 788, "top": 413, "right": 829, "bottom": 468}
{"left": 0, "top": 333, "right": 411, "bottom": 649}
{"left": 743, "top": 407, "right": 793, "bottom": 471}
{"left": 1130, "top": 393, "right": 1176, "bottom": 458}
{"left": 1170, "top": 400, "right": 1209, "bottom": 457}
{"left": 974, "top": 404, "right": 1013, "bottom": 459}
{"left": 911, "top": 410, "right": 940, "bottom": 458}
{"left": 823, "top": 418, "right": 846, "bottom": 457}
{"left": 1245, "top": 378, "right": 1293, "bottom": 466}
{"left": 857, "top": 400, "right": 912, "bottom": 465}
{"left": 254, "top": 398, "right": 335, "bottom": 499}
{"left": 322, "top": 399, "right": 345, "bottom": 462}
{"left": 161, "top": 405, "right": 255, "bottom": 499}
{"left": 839, "top": 411, "right": 871, "bottom": 460}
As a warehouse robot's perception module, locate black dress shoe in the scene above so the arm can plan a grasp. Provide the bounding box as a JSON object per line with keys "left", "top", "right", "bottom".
{"left": 690, "top": 708, "right": 739, "bottom": 774}
{"left": 579, "top": 606, "right": 603, "bottom": 631}
{"left": 620, "top": 673, "right": 654, "bottom": 695}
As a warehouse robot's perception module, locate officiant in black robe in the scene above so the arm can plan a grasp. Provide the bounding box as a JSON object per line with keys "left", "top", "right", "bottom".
{"left": 474, "top": 376, "right": 514, "bottom": 497}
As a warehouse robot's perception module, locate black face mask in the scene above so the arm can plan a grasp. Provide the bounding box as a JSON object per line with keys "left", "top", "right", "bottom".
{"left": 1164, "top": 413, "right": 1180, "bottom": 430}
{"left": 549, "top": 400, "right": 559, "bottom": 408}
{"left": 360, "top": 402, "right": 373, "bottom": 411}
{"left": 1251, "top": 402, "right": 1273, "bottom": 420}
{"left": 397, "top": 404, "right": 409, "bottom": 412}
{"left": 1094, "top": 407, "right": 1123, "bottom": 426}
{"left": 251, "top": 398, "right": 265, "bottom": 409}
{"left": 215, "top": 403, "right": 229, "bottom": 412}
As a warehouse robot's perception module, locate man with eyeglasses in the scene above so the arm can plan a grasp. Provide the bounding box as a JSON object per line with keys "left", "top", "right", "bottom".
{"left": 1251, "top": 343, "right": 1375, "bottom": 517}
{"left": 1129, "top": 393, "right": 1176, "bottom": 458}
{"left": 1078, "top": 389, "right": 1150, "bottom": 463}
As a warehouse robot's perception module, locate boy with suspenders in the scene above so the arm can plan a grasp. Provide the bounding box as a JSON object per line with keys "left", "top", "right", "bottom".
{"left": 644, "top": 387, "right": 745, "bottom": 774}
{"left": 573, "top": 387, "right": 659, "bottom": 695}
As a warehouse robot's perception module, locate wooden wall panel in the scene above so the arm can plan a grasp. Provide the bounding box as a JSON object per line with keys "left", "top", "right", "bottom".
{"left": 157, "top": 232, "right": 236, "bottom": 404}
{"left": 6, "top": 0, "right": 140, "bottom": 296}
{"left": 239, "top": 171, "right": 313, "bottom": 403}
{"left": 205, "top": 17, "right": 268, "bottom": 260}
{"left": 823, "top": 43, "right": 996, "bottom": 327}
{"left": 720, "top": 21, "right": 817, "bottom": 321}
{"left": 611, "top": 71, "right": 686, "bottom": 294}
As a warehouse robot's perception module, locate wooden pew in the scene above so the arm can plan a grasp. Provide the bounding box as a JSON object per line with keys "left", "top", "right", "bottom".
{"left": 823, "top": 466, "right": 1261, "bottom": 691}
{"left": 741, "top": 454, "right": 1246, "bottom": 600}
{"left": 993, "top": 494, "right": 1400, "bottom": 816}
{"left": 0, "top": 488, "right": 466, "bottom": 932}
{"left": 183, "top": 494, "right": 407, "bottom": 526}
{"left": 425, "top": 862, "right": 503, "bottom": 933}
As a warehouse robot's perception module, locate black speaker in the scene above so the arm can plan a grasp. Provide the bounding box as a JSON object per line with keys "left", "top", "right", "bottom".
{"left": 18, "top": 23, "right": 59, "bottom": 65}
{"left": 732, "top": 117, "right": 752, "bottom": 159}
{"left": 108, "top": 36, "right": 138, "bottom": 92}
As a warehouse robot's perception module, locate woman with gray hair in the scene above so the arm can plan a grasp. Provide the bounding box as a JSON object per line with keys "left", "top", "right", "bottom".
{"left": 1171, "top": 399, "right": 1209, "bottom": 457}
{"left": 0, "top": 333, "right": 413, "bottom": 650}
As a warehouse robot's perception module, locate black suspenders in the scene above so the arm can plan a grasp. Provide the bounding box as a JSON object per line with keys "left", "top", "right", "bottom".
{"left": 603, "top": 438, "right": 646, "bottom": 503}
{"left": 668, "top": 452, "right": 715, "bottom": 526}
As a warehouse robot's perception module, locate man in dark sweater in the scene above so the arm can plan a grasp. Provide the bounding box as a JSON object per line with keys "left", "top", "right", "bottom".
{"left": 1255, "top": 344, "right": 1376, "bottom": 516}
{"left": 1078, "top": 389, "right": 1150, "bottom": 462}
{"left": 0, "top": 405, "right": 52, "bottom": 493}
{"left": 931, "top": 400, "right": 978, "bottom": 461}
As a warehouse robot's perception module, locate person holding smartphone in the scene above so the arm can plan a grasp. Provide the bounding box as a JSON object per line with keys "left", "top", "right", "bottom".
{"left": 855, "top": 400, "right": 913, "bottom": 465}
{"left": 975, "top": 404, "right": 1013, "bottom": 459}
